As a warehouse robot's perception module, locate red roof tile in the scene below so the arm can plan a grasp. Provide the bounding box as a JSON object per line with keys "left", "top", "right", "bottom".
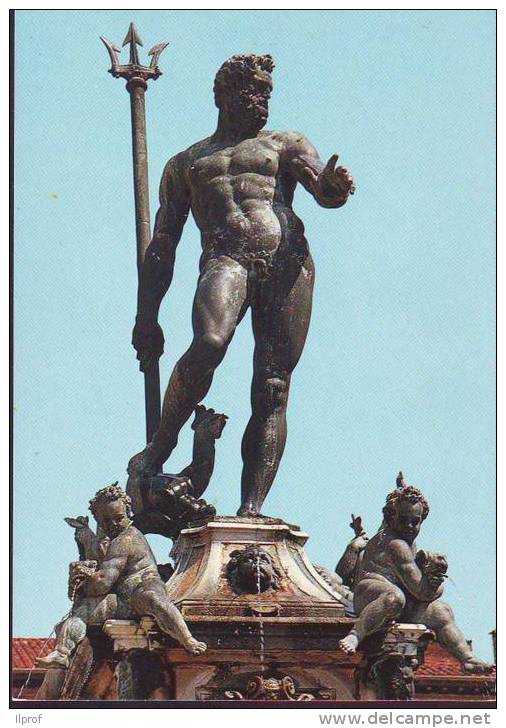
{"left": 12, "top": 638, "right": 55, "bottom": 669}
{"left": 417, "top": 642, "right": 496, "bottom": 679}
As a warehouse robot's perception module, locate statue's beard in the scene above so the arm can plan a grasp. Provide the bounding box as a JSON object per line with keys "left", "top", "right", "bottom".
{"left": 227, "top": 90, "right": 269, "bottom": 131}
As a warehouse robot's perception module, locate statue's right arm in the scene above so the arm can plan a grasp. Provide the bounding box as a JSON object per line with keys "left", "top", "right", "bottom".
{"left": 389, "top": 539, "right": 444, "bottom": 602}
{"left": 137, "top": 154, "right": 190, "bottom": 321}
{"left": 133, "top": 154, "right": 191, "bottom": 370}
{"left": 81, "top": 541, "right": 128, "bottom": 596}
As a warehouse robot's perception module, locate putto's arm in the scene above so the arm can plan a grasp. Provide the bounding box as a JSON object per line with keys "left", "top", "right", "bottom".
{"left": 389, "top": 539, "right": 444, "bottom": 602}
{"left": 82, "top": 546, "right": 128, "bottom": 596}
{"left": 283, "top": 133, "right": 355, "bottom": 209}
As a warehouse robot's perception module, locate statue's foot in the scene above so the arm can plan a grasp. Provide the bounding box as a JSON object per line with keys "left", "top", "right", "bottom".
{"left": 183, "top": 637, "right": 207, "bottom": 655}
{"left": 339, "top": 633, "right": 359, "bottom": 655}
{"left": 35, "top": 650, "right": 69, "bottom": 669}
{"left": 236, "top": 505, "right": 264, "bottom": 518}
{"left": 462, "top": 657, "right": 494, "bottom": 674}
{"left": 126, "top": 448, "right": 158, "bottom": 513}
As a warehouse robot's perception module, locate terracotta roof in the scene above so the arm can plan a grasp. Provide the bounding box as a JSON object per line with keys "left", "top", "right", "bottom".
{"left": 416, "top": 642, "right": 496, "bottom": 680}
{"left": 12, "top": 638, "right": 55, "bottom": 670}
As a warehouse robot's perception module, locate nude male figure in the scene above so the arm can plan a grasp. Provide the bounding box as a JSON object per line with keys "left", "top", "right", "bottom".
{"left": 37, "top": 485, "right": 206, "bottom": 669}
{"left": 338, "top": 486, "right": 492, "bottom": 674}
{"left": 128, "top": 54, "right": 355, "bottom": 517}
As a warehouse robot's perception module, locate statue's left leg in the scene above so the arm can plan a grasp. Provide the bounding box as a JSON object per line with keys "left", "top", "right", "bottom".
{"left": 238, "top": 252, "right": 315, "bottom": 516}
{"left": 423, "top": 601, "right": 493, "bottom": 673}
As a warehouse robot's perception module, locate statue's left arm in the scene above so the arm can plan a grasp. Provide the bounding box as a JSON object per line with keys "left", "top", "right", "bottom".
{"left": 283, "top": 133, "right": 355, "bottom": 208}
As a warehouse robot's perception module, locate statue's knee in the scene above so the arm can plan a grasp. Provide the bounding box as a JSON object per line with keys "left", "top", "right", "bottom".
{"left": 198, "top": 332, "right": 228, "bottom": 363}
{"left": 254, "top": 375, "right": 289, "bottom": 415}
{"left": 385, "top": 589, "right": 406, "bottom": 615}
{"left": 428, "top": 601, "right": 454, "bottom": 628}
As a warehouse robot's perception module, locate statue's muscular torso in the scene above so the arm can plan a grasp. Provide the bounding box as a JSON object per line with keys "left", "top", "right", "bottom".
{"left": 357, "top": 529, "right": 417, "bottom": 590}
{"left": 179, "top": 131, "right": 306, "bottom": 263}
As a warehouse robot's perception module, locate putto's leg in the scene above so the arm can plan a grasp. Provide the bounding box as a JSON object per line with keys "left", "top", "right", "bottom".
{"left": 130, "top": 580, "right": 207, "bottom": 655}
{"left": 339, "top": 580, "right": 406, "bottom": 654}
{"left": 128, "top": 257, "right": 248, "bottom": 497}
{"left": 35, "top": 596, "right": 120, "bottom": 669}
{"left": 424, "top": 601, "right": 493, "bottom": 673}
{"left": 239, "top": 253, "right": 315, "bottom": 516}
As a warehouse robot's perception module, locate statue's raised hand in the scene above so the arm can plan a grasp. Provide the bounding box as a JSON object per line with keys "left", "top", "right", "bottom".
{"left": 132, "top": 317, "right": 164, "bottom": 372}
{"left": 314, "top": 154, "right": 355, "bottom": 204}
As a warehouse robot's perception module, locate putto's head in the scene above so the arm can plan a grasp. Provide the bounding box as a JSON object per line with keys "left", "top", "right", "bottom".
{"left": 383, "top": 486, "right": 430, "bottom": 542}
{"left": 89, "top": 482, "right": 132, "bottom": 538}
{"left": 214, "top": 54, "right": 274, "bottom": 132}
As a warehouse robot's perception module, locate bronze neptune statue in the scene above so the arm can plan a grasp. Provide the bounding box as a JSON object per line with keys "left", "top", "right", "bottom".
{"left": 127, "top": 54, "right": 355, "bottom": 517}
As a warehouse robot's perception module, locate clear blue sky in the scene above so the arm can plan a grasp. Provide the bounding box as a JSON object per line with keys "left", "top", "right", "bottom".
{"left": 14, "top": 10, "right": 495, "bottom": 660}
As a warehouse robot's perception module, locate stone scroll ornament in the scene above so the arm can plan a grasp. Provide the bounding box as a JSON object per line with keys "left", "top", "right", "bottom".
{"left": 225, "top": 675, "right": 315, "bottom": 701}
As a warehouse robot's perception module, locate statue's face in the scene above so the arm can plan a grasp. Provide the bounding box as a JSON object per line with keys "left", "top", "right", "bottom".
{"left": 228, "top": 546, "right": 279, "bottom": 593}
{"left": 96, "top": 499, "right": 130, "bottom": 538}
{"left": 390, "top": 501, "right": 424, "bottom": 542}
{"left": 225, "top": 68, "right": 272, "bottom": 132}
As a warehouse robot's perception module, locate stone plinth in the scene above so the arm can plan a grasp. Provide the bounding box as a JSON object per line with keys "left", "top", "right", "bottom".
{"left": 168, "top": 516, "right": 348, "bottom": 621}
{"left": 105, "top": 516, "right": 360, "bottom": 700}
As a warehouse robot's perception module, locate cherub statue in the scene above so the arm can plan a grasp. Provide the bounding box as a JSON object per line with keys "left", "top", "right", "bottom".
{"left": 338, "top": 485, "right": 492, "bottom": 674}
{"left": 37, "top": 484, "right": 206, "bottom": 669}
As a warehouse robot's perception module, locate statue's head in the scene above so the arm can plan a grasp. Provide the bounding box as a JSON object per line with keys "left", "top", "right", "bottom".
{"left": 382, "top": 486, "right": 429, "bottom": 542}
{"left": 214, "top": 54, "right": 274, "bottom": 133}
{"left": 226, "top": 545, "right": 281, "bottom": 594}
{"left": 89, "top": 482, "right": 132, "bottom": 538}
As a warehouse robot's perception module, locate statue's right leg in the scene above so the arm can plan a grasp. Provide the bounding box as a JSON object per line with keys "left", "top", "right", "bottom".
{"left": 130, "top": 580, "right": 207, "bottom": 655}
{"left": 128, "top": 256, "right": 248, "bottom": 487}
{"left": 339, "top": 579, "right": 406, "bottom": 654}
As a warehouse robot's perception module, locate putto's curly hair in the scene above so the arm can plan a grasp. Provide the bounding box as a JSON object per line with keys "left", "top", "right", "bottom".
{"left": 383, "top": 486, "right": 430, "bottom": 525}
{"left": 89, "top": 482, "right": 132, "bottom": 519}
{"left": 214, "top": 54, "right": 275, "bottom": 108}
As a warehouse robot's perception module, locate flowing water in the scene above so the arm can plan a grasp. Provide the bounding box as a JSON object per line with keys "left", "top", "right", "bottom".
{"left": 256, "top": 555, "right": 265, "bottom": 673}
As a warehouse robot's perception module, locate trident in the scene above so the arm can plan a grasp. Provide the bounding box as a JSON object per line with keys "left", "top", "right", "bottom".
{"left": 100, "top": 23, "right": 169, "bottom": 444}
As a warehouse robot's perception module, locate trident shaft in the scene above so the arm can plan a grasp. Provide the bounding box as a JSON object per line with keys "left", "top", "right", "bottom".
{"left": 101, "top": 23, "right": 169, "bottom": 444}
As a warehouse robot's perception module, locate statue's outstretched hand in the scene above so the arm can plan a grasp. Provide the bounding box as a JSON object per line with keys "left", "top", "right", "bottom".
{"left": 314, "top": 154, "right": 355, "bottom": 204}
{"left": 132, "top": 318, "right": 165, "bottom": 372}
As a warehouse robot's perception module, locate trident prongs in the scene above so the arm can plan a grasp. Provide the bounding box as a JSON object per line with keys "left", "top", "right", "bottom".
{"left": 100, "top": 36, "right": 122, "bottom": 73}
{"left": 122, "top": 22, "right": 143, "bottom": 67}
{"left": 148, "top": 42, "right": 170, "bottom": 70}
{"left": 100, "top": 23, "right": 168, "bottom": 82}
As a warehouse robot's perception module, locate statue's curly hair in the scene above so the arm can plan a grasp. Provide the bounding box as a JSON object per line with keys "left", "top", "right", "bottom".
{"left": 214, "top": 54, "right": 275, "bottom": 108}
{"left": 383, "top": 486, "right": 430, "bottom": 526}
{"left": 89, "top": 482, "right": 132, "bottom": 519}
